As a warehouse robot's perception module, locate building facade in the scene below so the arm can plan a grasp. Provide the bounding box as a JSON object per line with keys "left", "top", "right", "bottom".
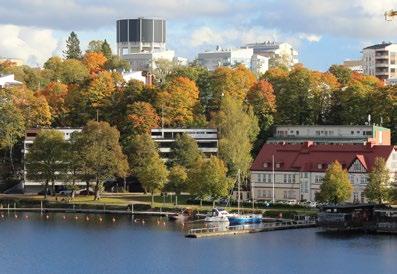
{"left": 267, "top": 125, "right": 391, "bottom": 146}
{"left": 197, "top": 47, "right": 269, "bottom": 74}
{"left": 150, "top": 128, "right": 218, "bottom": 161}
{"left": 342, "top": 59, "right": 363, "bottom": 74}
{"left": 362, "top": 42, "right": 397, "bottom": 82}
{"left": 23, "top": 128, "right": 83, "bottom": 193}
{"left": 0, "top": 74, "right": 23, "bottom": 88}
{"left": 244, "top": 41, "right": 299, "bottom": 67}
{"left": 250, "top": 142, "right": 397, "bottom": 203}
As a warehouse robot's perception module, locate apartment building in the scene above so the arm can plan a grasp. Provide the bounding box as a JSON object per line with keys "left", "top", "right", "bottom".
{"left": 244, "top": 41, "right": 299, "bottom": 67}
{"left": 362, "top": 42, "right": 397, "bottom": 82}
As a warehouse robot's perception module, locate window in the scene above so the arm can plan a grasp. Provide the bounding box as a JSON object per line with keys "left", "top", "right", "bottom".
{"left": 317, "top": 164, "right": 322, "bottom": 169}
{"left": 283, "top": 191, "right": 288, "bottom": 199}
{"left": 296, "top": 130, "right": 299, "bottom": 135}
{"left": 276, "top": 163, "right": 281, "bottom": 168}
{"left": 283, "top": 174, "right": 287, "bottom": 183}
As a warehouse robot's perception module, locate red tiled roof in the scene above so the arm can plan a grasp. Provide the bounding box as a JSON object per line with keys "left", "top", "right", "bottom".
{"left": 251, "top": 143, "right": 395, "bottom": 172}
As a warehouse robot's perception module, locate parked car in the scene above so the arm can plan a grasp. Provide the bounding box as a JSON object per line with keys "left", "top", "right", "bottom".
{"left": 58, "top": 190, "right": 73, "bottom": 196}
{"left": 76, "top": 188, "right": 95, "bottom": 195}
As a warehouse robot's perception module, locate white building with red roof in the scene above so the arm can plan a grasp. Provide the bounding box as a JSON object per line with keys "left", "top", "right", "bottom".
{"left": 250, "top": 141, "right": 397, "bottom": 203}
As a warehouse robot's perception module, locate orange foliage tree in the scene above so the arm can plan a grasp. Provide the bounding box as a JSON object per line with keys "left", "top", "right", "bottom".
{"left": 83, "top": 51, "right": 107, "bottom": 75}
{"left": 39, "top": 82, "right": 69, "bottom": 124}
{"left": 126, "top": 102, "right": 160, "bottom": 135}
{"left": 156, "top": 76, "right": 199, "bottom": 127}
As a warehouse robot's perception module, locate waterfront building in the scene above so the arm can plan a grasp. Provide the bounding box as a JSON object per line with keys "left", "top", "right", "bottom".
{"left": 0, "top": 74, "right": 23, "bottom": 88}
{"left": 342, "top": 59, "right": 363, "bottom": 74}
{"left": 197, "top": 46, "right": 269, "bottom": 74}
{"left": 150, "top": 128, "right": 218, "bottom": 161}
{"left": 362, "top": 42, "right": 397, "bottom": 82}
{"left": 267, "top": 125, "right": 391, "bottom": 146}
{"left": 244, "top": 41, "right": 299, "bottom": 68}
{"left": 23, "top": 128, "right": 83, "bottom": 193}
{"left": 250, "top": 142, "right": 397, "bottom": 203}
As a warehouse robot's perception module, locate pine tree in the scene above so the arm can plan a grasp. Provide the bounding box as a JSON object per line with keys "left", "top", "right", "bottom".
{"left": 101, "top": 40, "right": 112, "bottom": 60}
{"left": 64, "top": 32, "right": 82, "bottom": 60}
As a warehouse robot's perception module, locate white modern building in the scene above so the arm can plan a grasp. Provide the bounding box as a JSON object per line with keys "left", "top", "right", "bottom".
{"left": 342, "top": 59, "right": 363, "bottom": 74}
{"left": 268, "top": 125, "right": 391, "bottom": 146}
{"left": 23, "top": 128, "right": 83, "bottom": 193}
{"left": 362, "top": 42, "right": 397, "bottom": 82}
{"left": 0, "top": 74, "right": 22, "bottom": 88}
{"left": 250, "top": 142, "right": 397, "bottom": 203}
{"left": 151, "top": 128, "right": 218, "bottom": 161}
{"left": 197, "top": 47, "right": 269, "bottom": 75}
{"left": 244, "top": 41, "right": 299, "bottom": 68}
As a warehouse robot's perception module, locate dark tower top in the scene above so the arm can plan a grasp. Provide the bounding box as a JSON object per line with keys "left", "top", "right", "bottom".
{"left": 116, "top": 18, "right": 166, "bottom": 43}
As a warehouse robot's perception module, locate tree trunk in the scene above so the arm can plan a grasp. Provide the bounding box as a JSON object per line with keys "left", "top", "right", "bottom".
{"left": 94, "top": 178, "right": 100, "bottom": 201}
{"left": 86, "top": 181, "right": 90, "bottom": 196}
{"left": 9, "top": 145, "right": 15, "bottom": 176}
{"left": 123, "top": 177, "right": 127, "bottom": 192}
{"left": 44, "top": 180, "right": 49, "bottom": 199}
{"left": 200, "top": 199, "right": 203, "bottom": 208}
{"left": 175, "top": 195, "right": 178, "bottom": 206}
{"left": 51, "top": 178, "right": 55, "bottom": 196}
{"left": 213, "top": 200, "right": 215, "bottom": 208}
{"left": 151, "top": 191, "right": 154, "bottom": 208}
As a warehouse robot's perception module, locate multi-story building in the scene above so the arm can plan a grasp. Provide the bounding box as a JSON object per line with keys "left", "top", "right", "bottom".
{"left": 116, "top": 17, "right": 176, "bottom": 71}
{"left": 362, "top": 42, "right": 397, "bottom": 82}
{"left": 150, "top": 128, "right": 218, "bottom": 161}
{"left": 197, "top": 47, "right": 269, "bottom": 74}
{"left": 0, "top": 74, "right": 22, "bottom": 88}
{"left": 23, "top": 128, "right": 83, "bottom": 193}
{"left": 267, "top": 125, "right": 391, "bottom": 146}
{"left": 342, "top": 59, "right": 363, "bottom": 74}
{"left": 250, "top": 142, "right": 397, "bottom": 203}
{"left": 244, "top": 41, "right": 299, "bottom": 68}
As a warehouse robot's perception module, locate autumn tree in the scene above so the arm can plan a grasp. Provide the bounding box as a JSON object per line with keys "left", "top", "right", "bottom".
{"left": 74, "top": 121, "right": 128, "bottom": 200}
{"left": 364, "top": 157, "right": 391, "bottom": 204}
{"left": 64, "top": 31, "right": 82, "bottom": 59}
{"left": 156, "top": 76, "right": 199, "bottom": 127}
{"left": 83, "top": 51, "right": 107, "bottom": 75}
{"left": 188, "top": 156, "right": 234, "bottom": 207}
{"left": 214, "top": 94, "right": 259, "bottom": 178}
{"left": 317, "top": 161, "right": 352, "bottom": 204}
{"left": 125, "top": 134, "right": 168, "bottom": 206}
{"left": 125, "top": 101, "right": 160, "bottom": 135}
{"left": 25, "top": 130, "right": 68, "bottom": 198}
{"left": 60, "top": 59, "right": 90, "bottom": 84}
{"left": 104, "top": 55, "right": 131, "bottom": 71}
{"left": 39, "top": 82, "right": 69, "bottom": 125}
{"left": 328, "top": 64, "right": 352, "bottom": 86}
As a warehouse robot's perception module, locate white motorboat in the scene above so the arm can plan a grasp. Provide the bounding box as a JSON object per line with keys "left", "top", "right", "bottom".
{"left": 204, "top": 208, "right": 233, "bottom": 222}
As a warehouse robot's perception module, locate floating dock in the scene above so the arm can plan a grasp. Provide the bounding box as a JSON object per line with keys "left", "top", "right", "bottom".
{"left": 185, "top": 221, "right": 317, "bottom": 238}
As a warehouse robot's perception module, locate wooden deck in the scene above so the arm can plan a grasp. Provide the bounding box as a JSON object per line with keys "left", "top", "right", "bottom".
{"left": 185, "top": 221, "right": 317, "bottom": 238}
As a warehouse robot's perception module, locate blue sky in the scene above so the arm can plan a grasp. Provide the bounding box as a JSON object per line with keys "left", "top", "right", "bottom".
{"left": 0, "top": 0, "right": 397, "bottom": 71}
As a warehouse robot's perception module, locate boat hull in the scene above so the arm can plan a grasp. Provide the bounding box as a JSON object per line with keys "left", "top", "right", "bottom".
{"left": 228, "top": 215, "right": 262, "bottom": 225}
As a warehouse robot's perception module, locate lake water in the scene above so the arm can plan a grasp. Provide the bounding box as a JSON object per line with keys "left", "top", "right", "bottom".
{"left": 0, "top": 213, "right": 396, "bottom": 274}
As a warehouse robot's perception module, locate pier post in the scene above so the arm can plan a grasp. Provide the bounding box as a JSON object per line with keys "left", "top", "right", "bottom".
{"left": 40, "top": 201, "right": 43, "bottom": 214}
{"left": 131, "top": 204, "right": 134, "bottom": 214}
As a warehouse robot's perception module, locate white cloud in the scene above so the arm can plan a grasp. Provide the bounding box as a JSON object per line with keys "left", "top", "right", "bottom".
{"left": 298, "top": 33, "right": 322, "bottom": 43}
{"left": 0, "top": 24, "right": 60, "bottom": 66}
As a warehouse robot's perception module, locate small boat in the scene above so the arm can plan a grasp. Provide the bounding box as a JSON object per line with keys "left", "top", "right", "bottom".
{"left": 228, "top": 214, "right": 263, "bottom": 225}
{"left": 204, "top": 208, "right": 232, "bottom": 222}
{"left": 168, "top": 209, "right": 190, "bottom": 221}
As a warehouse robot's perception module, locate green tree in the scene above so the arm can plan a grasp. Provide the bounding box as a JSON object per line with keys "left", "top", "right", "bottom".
{"left": 214, "top": 94, "right": 259, "bottom": 178}
{"left": 0, "top": 91, "right": 25, "bottom": 175}
{"left": 318, "top": 161, "right": 352, "bottom": 204}
{"left": 104, "top": 55, "right": 131, "bottom": 71}
{"left": 60, "top": 59, "right": 89, "bottom": 84}
{"left": 25, "top": 130, "right": 67, "bottom": 198}
{"left": 125, "top": 134, "right": 168, "bottom": 206}
{"left": 364, "top": 157, "right": 391, "bottom": 204}
{"left": 101, "top": 40, "right": 112, "bottom": 60}
{"left": 87, "top": 40, "right": 104, "bottom": 53}
{"left": 166, "top": 165, "right": 188, "bottom": 205}
{"left": 170, "top": 133, "right": 203, "bottom": 168}
{"left": 64, "top": 31, "right": 82, "bottom": 60}
{"left": 188, "top": 156, "right": 234, "bottom": 207}
{"left": 328, "top": 64, "right": 352, "bottom": 86}
{"left": 75, "top": 121, "right": 128, "bottom": 200}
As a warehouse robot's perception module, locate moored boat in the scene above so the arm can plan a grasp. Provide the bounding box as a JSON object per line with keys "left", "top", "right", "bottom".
{"left": 204, "top": 208, "right": 232, "bottom": 222}
{"left": 228, "top": 214, "right": 263, "bottom": 225}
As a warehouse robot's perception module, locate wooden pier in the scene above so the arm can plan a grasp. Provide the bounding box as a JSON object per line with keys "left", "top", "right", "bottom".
{"left": 185, "top": 221, "right": 317, "bottom": 238}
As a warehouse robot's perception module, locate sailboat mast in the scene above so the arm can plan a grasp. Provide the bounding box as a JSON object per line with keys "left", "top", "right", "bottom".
{"left": 237, "top": 169, "right": 240, "bottom": 215}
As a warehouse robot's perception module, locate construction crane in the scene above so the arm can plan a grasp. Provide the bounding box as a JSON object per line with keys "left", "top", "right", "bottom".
{"left": 385, "top": 10, "right": 397, "bottom": 21}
